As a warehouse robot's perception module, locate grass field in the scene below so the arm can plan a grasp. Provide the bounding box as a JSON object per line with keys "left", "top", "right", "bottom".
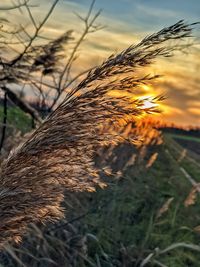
{"left": 0, "top": 106, "right": 32, "bottom": 134}
{"left": 1, "top": 110, "right": 200, "bottom": 266}
{"left": 168, "top": 133, "right": 200, "bottom": 143}
{"left": 78, "top": 134, "right": 200, "bottom": 266}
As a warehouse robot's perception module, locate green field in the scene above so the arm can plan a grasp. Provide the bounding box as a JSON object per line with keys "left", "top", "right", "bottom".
{"left": 78, "top": 134, "right": 200, "bottom": 267}
{"left": 168, "top": 133, "right": 200, "bottom": 143}
{"left": 0, "top": 106, "right": 32, "bottom": 134}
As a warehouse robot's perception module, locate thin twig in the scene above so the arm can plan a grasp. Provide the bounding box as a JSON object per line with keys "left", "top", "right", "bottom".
{"left": 10, "top": 0, "right": 59, "bottom": 65}
{"left": 0, "top": 92, "right": 8, "bottom": 153}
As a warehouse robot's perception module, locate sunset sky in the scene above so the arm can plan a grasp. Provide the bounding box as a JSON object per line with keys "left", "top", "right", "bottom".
{"left": 1, "top": 0, "right": 200, "bottom": 126}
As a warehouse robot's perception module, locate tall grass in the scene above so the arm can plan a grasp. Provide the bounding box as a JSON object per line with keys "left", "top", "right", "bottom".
{"left": 0, "top": 21, "right": 196, "bottom": 248}
{"left": 2, "top": 127, "right": 200, "bottom": 266}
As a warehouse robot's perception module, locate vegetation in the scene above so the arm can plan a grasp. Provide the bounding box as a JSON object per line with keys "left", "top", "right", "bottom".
{"left": 0, "top": 1, "right": 199, "bottom": 266}
{"left": 0, "top": 106, "right": 32, "bottom": 134}
{"left": 0, "top": 113, "right": 200, "bottom": 266}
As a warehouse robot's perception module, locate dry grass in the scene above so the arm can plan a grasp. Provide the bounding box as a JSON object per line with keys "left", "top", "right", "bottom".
{"left": 0, "top": 21, "right": 196, "bottom": 248}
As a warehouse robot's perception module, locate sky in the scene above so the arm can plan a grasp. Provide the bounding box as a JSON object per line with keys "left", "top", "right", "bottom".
{"left": 1, "top": 0, "right": 200, "bottom": 126}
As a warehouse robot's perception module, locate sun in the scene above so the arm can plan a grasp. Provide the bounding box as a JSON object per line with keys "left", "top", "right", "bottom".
{"left": 143, "top": 99, "right": 158, "bottom": 109}
{"left": 138, "top": 96, "right": 159, "bottom": 110}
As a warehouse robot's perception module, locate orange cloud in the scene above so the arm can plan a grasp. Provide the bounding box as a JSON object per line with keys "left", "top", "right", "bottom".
{"left": 187, "top": 108, "right": 200, "bottom": 116}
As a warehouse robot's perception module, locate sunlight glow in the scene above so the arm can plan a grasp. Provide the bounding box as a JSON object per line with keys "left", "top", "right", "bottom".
{"left": 138, "top": 96, "right": 159, "bottom": 110}
{"left": 142, "top": 99, "right": 158, "bottom": 109}
{"left": 141, "top": 85, "right": 151, "bottom": 91}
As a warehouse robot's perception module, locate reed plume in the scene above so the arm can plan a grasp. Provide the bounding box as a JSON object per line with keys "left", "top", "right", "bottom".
{"left": 0, "top": 21, "right": 195, "bottom": 248}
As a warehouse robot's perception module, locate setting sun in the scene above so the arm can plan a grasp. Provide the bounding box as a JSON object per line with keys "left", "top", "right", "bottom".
{"left": 138, "top": 96, "right": 159, "bottom": 110}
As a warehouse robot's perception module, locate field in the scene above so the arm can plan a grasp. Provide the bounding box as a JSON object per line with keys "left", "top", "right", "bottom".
{"left": 1, "top": 109, "right": 200, "bottom": 267}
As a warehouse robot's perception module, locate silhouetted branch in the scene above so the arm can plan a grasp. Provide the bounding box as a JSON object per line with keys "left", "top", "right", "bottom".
{"left": 0, "top": 0, "right": 104, "bottom": 113}
{"left": 0, "top": 92, "right": 8, "bottom": 153}
{"left": 10, "top": 0, "right": 60, "bottom": 66}
{"left": 53, "top": 0, "right": 103, "bottom": 109}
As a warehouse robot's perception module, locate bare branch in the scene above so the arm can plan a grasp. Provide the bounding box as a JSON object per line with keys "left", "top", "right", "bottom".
{"left": 57, "top": 0, "right": 102, "bottom": 93}
{"left": 10, "top": 0, "right": 60, "bottom": 65}
{"left": 0, "top": 92, "right": 8, "bottom": 153}
{"left": 0, "top": 0, "right": 29, "bottom": 11}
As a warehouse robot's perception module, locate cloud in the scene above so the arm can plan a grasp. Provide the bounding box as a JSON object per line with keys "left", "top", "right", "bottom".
{"left": 187, "top": 108, "right": 200, "bottom": 117}
{"left": 1, "top": 0, "right": 199, "bottom": 126}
